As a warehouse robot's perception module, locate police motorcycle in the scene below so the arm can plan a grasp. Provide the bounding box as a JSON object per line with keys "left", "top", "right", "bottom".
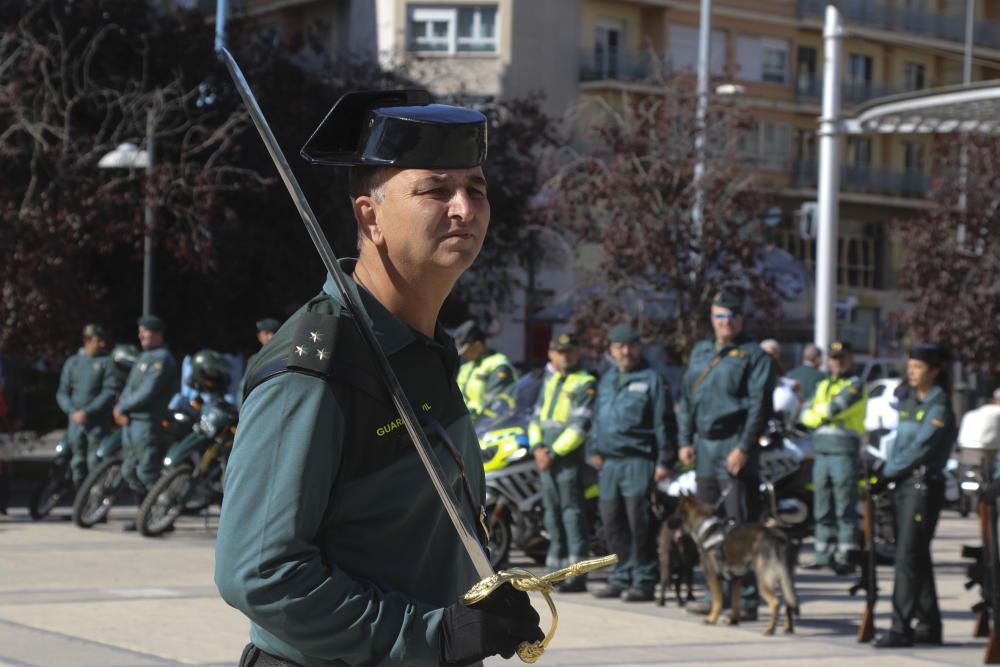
{"left": 478, "top": 374, "right": 603, "bottom": 569}
{"left": 28, "top": 438, "right": 73, "bottom": 520}
{"left": 73, "top": 346, "right": 200, "bottom": 528}
{"left": 136, "top": 350, "right": 236, "bottom": 537}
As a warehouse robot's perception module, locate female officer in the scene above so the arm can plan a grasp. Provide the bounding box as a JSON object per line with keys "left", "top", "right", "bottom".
{"left": 874, "top": 344, "right": 957, "bottom": 648}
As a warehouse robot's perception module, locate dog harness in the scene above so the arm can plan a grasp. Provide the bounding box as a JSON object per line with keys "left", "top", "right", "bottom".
{"left": 694, "top": 516, "right": 728, "bottom": 552}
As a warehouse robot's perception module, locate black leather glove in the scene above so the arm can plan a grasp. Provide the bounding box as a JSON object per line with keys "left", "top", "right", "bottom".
{"left": 440, "top": 583, "right": 545, "bottom": 667}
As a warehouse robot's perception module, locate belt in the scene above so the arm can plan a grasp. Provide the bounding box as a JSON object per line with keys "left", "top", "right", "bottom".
{"left": 240, "top": 644, "right": 303, "bottom": 667}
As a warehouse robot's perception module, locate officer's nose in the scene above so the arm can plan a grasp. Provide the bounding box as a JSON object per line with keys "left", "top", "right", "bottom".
{"left": 448, "top": 188, "right": 473, "bottom": 221}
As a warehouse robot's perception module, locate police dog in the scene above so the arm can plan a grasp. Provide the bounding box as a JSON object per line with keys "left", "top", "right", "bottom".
{"left": 652, "top": 492, "right": 698, "bottom": 606}
{"left": 672, "top": 494, "right": 799, "bottom": 635}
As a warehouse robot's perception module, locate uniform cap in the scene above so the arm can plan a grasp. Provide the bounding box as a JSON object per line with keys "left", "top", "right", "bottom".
{"left": 712, "top": 290, "right": 742, "bottom": 315}
{"left": 256, "top": 318, "right": 281, "bottom": 333}
{"left": 550, "top": 328, "right": 580, "bottom": 351}
{"left": 909, "top": 343, "right": 948, "bottom": 366}
{"left": 607, "top": 323, "right": 640, "bottom": 344}
{"left": 82, "top": 323, "right": 109, "bottom": 340}
{"left": 137, "top": 315, "right": 165, "bottom": 332}
{"left": 301, "top": 90, "right": 487, "bottom": 169}
{"left": 828, "top": 340, "right": 853, "bottom": 357}
{"left": 453, "top": 320, "right": 486, "bottom": 354}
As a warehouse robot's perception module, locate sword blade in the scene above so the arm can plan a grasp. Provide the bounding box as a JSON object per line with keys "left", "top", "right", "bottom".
{"left": 218, "top": 47, "right": 494, "bottom": 580}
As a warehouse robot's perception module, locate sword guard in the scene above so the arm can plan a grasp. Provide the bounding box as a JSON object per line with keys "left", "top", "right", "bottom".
{"left": 462, "top": 555, "right": 618, "bottom": 663}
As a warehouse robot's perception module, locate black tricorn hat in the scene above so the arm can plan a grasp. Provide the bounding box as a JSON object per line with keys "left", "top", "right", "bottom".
{"left": 300, "top": 90, "right": 487, "bottom": 169}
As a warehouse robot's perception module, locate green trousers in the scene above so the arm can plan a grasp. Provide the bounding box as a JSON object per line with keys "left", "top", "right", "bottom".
{"left": 541, "top": 455, "right": 589, "bottom": 575}
{"left": 66, "top": 422, "right": 106, "bottom": 486}
{"left": 890, "top": 476, "right": 943, "bottom": 638}
{"left": 812, "top": 452, "right": 860, "bottom": 564}
{"left": 599, "top": 457, "right": 657, "bottom": 590}
{"left": 121, "top": 419, "right": 163, "bottom": 496}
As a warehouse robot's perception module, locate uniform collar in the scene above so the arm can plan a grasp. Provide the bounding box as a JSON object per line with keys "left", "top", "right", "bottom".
{"left": 712, "top": 332, "right": 750, "bottom": 353}
{"left": 917, "top": 384, "right": 945, "bottom": 404}
{"left": 322, "top": 258, "right": 453, "bottom": 358}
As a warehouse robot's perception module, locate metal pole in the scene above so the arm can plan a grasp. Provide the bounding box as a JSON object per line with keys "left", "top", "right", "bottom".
{"left": 143, "top": 105, "right": 156, "bottom": 317}
{"left": 692, "top": 0, "right": 712, "bottom": 262}
{"left": 215, "top": 0, "right": 229, "bottom": 52}
{"left": 958, "top": 0, "right": 974, "bottom": 247}
{"left": 815, "top": 5, "right": 843, "bottom": 358}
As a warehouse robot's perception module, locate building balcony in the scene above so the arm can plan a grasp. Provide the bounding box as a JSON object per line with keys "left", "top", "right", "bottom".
{"left": 579, "top": 51, "right": 660, "bottom": 84}
{"left": 799, "top": 0, "right": 1000, "bottom": 49}
{"left": 792, "top": 159, "right": 932, "bottom": 199}
{"left": 795, "top": 76, "right": 926, "bottom": 106}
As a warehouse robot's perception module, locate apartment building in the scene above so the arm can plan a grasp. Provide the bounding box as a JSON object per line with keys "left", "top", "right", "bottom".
{"left": 211, "top": 0, "right": 1000, "bottom": 362}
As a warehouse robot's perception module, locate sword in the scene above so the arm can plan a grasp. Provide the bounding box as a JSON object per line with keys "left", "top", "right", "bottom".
{"left": 217, "top": 48, "right": 616, "bottom": 662}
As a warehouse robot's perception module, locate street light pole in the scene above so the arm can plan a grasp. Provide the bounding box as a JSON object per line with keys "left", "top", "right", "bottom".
{"left": 692, "top": 0, "right": 712, "bottom": 265}
{"left": 815, "top": 5, "right": 843, "bottom": 359}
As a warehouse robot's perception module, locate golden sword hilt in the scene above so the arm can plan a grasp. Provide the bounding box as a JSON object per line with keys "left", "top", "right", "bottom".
{"left": 462, "top": 554, "right": 618, "bottom": 663}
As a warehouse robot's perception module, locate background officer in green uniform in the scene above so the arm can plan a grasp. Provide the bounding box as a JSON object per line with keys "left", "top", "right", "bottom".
{"left": 529, "top": 328, "right": 596, "bottom": 593}
{"left": 113, "top": 315, "right": 178, "bottom": 530}
{"left": 874, "top": 343, "right": 956, "bottom": 648}
{"left": 237, "top": 317, "right": 281, "bottom": 407}
{"left": 787, "top": 343, "right": 825, "bottom": 405}
{"left": 677, "top": 290, "right": 775, "bottom": 619}
{"left": 215, "top": 91, "right": 542, "bottom": 667}
{"left": 454, "top": 319, "right": 516, "bottom": 420}
{"left": 590, "top": 323, "right": 676, "bottom": 602}
{"left": 800, "top": 341, "right": 867, "bottom": 573}
{"left": 56, "top": 324, "right": 119, "bottom": 486}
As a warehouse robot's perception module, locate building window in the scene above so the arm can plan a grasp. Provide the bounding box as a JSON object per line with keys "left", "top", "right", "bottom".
{"left": 408, "top": 5, "right": 498, "bottom": 54}
{"left": 594, "top": 19, "right": 624, "bottom": 79}
{"left": 846, "top": 53, "right": 873, "bottom": 97}
{"left": 668, "top": 25, "right": 726, "bottom": 75}
{"left": 847, "top": 137, "right": 872, "bottom": 167}
{"left": 904, "top": 141, "right": 925, "bottom": 172}
{"left": 904, "top": 62, "right": 926, "bottom": 91}
{"left": 735, "top": 36, "right": 789, "bottom": 85}
{"left": 797, "top": 46, "right": 818, "bottom": 96}
{"left": 736, "top": 121, "right": 791, "bottom": 171}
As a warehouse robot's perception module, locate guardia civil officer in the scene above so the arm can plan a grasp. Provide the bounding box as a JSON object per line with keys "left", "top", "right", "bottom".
{"left": 874, "top": 344, "right": 956, "bottom": 648}
{"left": 800, "top": 341, "right": 867, "bottom": 574}
{"left": 215, "top": 91, "right": 543, "bottom": 667}
{"left": 454, "top": 319, "right": 516, "bottom": 420}
{"left": 528, "top": 329, "right": 597, "bottom": 593}
{"left": 236, "top": 317, "right": 281, "bottom": 407}
{"left": 112, "top": 316, "right": 178, "bottom": 531}
{"left": 590, "top": 324, "right": 676, "bottom": 602}
{"left": 787, "top": 343, "right": 825, "bottom": 404}
{"left": 677, "top": 291, "right": 775, "bottom": 619}
{"left": 56, "top": 324, "right": 119, "bottom": 486}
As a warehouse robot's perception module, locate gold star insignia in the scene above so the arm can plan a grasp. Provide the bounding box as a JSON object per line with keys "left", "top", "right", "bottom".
{"left": 316, "top": 348, "right": 328, "bottom": 361}
{"left": 310, "top": 331, "right": 322, "bottom": 343}
{"left": 295, "top": 345, "right": 307, "bottom": 357}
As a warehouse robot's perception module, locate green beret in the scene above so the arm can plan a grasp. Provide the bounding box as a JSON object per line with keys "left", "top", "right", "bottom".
{"left": 828, "top": 340, "right": 853, "bottom": 357}
{"left": 550, "top": 328, "right": 579, "bottom": 351}
{"left": 82, "top": 323, "right": 109, "bottom": 340}
{"left": 256, "top": 318, "right": 281, "bottom": 333}
{"left": 712, "top": 290, "right": 742, "bottom": 314}
{"left": 607, "top": 324, "right": 640, "bottom": 344}
{"left": 137, "top": 315, "right": 165, "bottom": 332}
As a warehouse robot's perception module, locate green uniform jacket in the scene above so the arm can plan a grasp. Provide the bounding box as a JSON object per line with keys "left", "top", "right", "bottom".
{"left": 115, "top": 346, "right": 178, "bottom": 421}
{"left": 592, "top": 361, "right": 677, "bottom": 467}
{"left": 787, "top": 364, "right": 826, "bottom": 405}
{"left": 215, "top": 263, "right": 485, "bottom": 667}
{"left": 56, "top": 351, "right": 118, "bottom": 432}
{"left": 528, "top": 367, "right": 596, "bottom": 458}
{"left": 884, "top": 384, "right": 956, "bottom": 479}
{"left": 677, "top": 334, "right": 775, "bottom": 478}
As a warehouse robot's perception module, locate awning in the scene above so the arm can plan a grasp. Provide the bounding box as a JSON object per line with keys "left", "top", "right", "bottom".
{"left": 844, "top": 79, "right": 1000, "bottom": 135}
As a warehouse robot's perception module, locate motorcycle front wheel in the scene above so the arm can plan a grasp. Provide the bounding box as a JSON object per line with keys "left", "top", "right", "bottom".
{"left": 29, "top": 459, "right": 72, "bottom": 520}
{"left": 138, "top": 464, "right": 195, "bottom": 537}
{"left": 72, "top": 458, "right": 123, "bottom": 528}
{"left": 487, "top": 506, "right": 512, "bottom": 570}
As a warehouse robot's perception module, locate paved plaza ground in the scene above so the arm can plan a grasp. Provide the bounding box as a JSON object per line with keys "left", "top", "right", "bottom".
{"left": 0, "top": 500, "right": 994, "bottom": 667}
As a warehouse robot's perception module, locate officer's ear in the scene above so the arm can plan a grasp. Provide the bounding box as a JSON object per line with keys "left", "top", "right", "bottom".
{"left": 353, "top": 195, "right": 383, "bottom": 248}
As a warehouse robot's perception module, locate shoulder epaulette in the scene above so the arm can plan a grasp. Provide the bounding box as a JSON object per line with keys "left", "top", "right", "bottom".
{"left": 288, "top": 310, "right": 338, "bottom": 376}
